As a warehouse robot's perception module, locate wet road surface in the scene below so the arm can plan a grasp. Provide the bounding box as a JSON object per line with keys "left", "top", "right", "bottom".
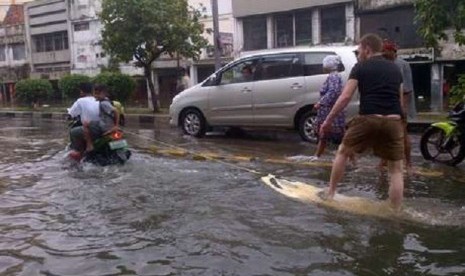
{"left": 0, "top": 117, "right": 464, "bottom": 275}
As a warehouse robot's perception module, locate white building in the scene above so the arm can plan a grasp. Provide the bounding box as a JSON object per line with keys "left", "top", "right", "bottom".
{"left": 0, "top": 4, "right": 28, "bottom": 104}
{"left": 24, "top": 0, "right": 71, "bottom": 80}
{"left": 232, "top": 0, "right": 355, "bottom": 56}
{"left": 187, "top": 0, "right": 235, "bottom": 83}
{"left": 68, "top": 0, "right": 142, "bottom": 77}
{"left": 68, "top": 0, "right": 106, "bottom": 76}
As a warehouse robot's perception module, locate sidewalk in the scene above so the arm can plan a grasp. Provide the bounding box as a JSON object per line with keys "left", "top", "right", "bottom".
{"left": 0, "top": 109, "right": 169, "bottom": 124}
{"left": 408, "top": 112, "right": 447, "bottom": 133}
{"left": 0, "top": 109, "right": 444, "bottom": 134}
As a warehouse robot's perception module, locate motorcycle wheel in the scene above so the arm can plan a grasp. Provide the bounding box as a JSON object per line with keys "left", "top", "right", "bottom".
{"left": 420, "top": 126, "right": 465, "bottom": 166}
{"left": 115, "top": 149, "right": 131, "bottom": 164}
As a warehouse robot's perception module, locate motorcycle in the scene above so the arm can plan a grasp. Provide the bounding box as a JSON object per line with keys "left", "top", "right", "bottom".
{"left": 67, "top": 117, "right": 131, "bottom": 166}
{"left": 420, "top": 101, "right": 465, "bottom": 166}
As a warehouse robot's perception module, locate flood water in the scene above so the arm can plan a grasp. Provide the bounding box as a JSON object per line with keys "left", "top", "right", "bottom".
{"left": 0, "top": 117, "right": 465, "bottom": 275}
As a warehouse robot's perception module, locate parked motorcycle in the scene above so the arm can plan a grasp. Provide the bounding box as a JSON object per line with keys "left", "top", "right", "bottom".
{"left": 67, "top": 117, "right": 131, "bottom": 166}
{"left": 420, "top": 101, "right": 465, "bottom": 166}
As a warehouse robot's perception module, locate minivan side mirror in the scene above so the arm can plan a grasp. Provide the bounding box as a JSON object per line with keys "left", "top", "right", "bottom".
{"left": 203, "top": 73, "right": 219, "bottom": 86}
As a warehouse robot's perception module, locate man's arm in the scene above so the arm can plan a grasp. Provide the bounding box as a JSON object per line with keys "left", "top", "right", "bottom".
{"left": 400, "top": 83, "right": 405, "bottom": 114}
{"left": 324, "top": 79, "right": 358, "bottom": 124}
{"left": 402, "top": 62, "right": 414, "bottom": 93}
{"left": 67, "top": 100, "right": 81, "bottom": 118}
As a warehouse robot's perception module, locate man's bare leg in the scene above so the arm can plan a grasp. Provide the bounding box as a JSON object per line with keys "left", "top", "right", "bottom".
{"left": 327, "top": 144, "right": 350, "bottom": 199}
{"left": 404, "top": 130, "right": 413, "bottom": 175}
{"left": 83, "top": 122, "right": 94, "bottom": 152}
{"left": 387, "top": 160, "right": 404, "bottom": 210}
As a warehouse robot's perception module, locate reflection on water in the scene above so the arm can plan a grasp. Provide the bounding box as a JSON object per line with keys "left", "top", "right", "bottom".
{"left": 0, "top": 118, "right": 464, "bottom": 275}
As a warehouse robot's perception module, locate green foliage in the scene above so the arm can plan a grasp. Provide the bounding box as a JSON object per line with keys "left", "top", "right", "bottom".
{"left": 100, "top": 0, "right": 208, "bottom": 64}
{"left": 15, "top": 79, "right": 53, "bottom": 105}
{"left": 415, "top": 0, "right": 465, "bottom": 49}
{"left": 101, "top": 55, "right": 121, "bottom": 73}
{"left": 100, "top": 0, "right": 209, "bottom": 111}
{"left": 93, "top": 72, "right": 136, "bottom": 103}
{"left": 450, "top": 74, "right": 465, "bottom": 105}
{"left": 58, "top": 74, "right": 91, "bottom": 99}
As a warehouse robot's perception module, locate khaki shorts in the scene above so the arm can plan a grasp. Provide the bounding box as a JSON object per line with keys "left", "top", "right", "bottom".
{"left": 341, "top": 115, "right": 404, "bottom": 161}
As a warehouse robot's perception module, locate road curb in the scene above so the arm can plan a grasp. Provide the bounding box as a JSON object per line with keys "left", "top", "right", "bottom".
{"left": 0, "top": 110, "right": 431, "bottom": 133}
{"left": 0, "top": 110, "right": 169, "bottom": 124}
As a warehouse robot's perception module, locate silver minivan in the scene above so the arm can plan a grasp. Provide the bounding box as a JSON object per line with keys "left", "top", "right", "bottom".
{"left": 169, "top": 46, "right": 358, "bottom": 142}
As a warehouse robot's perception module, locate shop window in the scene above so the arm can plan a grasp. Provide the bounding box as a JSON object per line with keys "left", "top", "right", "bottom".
{"left": 12, "top": 44, "right": 25, "bottom": 60}
{"left": 33, "top": 35, "right": 43, "bottom": 52}
{"left": 0, "top": 45, "right": 5, "bottom": 61}
{"left": 243, "top": 16, "right": 267, "bottom": 51}
{"left": 54, "top": 33, "right": 64, "bottom": 50}
{"left": 32, "top": 32, "right": 69, "bottom": 53}
{"left": 74, "top": 22, "right": 90, "bottom": 32}
{"left": 321, "top": 5, "right": 346, "bottom": 43}
{"left": 295, "top": 10, "right": 312, "bottom": 45}
{"left": 275, "top": 14, "right": 294, "bottom": 48}
{"left": 45, "top": 34, "right": 54, "bottom": 52}
{"left": 274, "top": 10, "right": 313, "bottom": 48}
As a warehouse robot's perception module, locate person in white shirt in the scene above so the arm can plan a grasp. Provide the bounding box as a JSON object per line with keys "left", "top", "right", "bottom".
{"left": 67, "top": 82, "right": 100, "bottom": 157}
{"left": 176, "top": 67, "right": 192, "bottom": 93}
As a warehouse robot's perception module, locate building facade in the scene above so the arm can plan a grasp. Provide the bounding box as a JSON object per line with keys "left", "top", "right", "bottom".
{"left": 24, "top": 0, "right": 71, "bottom": 81}
{"left": 68, "top": 0, "right": 145, "bottom": 77}
{"left": 232, "top": 0, "right": 355, "bottom": 56}
{"left": 355, "top": 0, "right": 465, "bottom": 112}
{"left": 188, "top": 0, "right": 234, "bottom": 84}
{"left": 147, "top": 0, "right": 235, "bottom": 108}
{"left": 0, "top": 4, "right": 29, "bottom": 105}
{"left": 68, "top": 0, "right": 108, "bottom": 76}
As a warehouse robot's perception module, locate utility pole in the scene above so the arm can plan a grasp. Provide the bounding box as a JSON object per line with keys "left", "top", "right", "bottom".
{"left": 211, "top": 0, "right": 221, "bottom": 70}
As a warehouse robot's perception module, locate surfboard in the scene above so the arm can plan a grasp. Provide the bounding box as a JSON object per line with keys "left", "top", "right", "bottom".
{"left": 260, "top": 174, "right": 465, "bottom": 226}
{"left": 261, "top": 174, "right": 398, "bottom": 219}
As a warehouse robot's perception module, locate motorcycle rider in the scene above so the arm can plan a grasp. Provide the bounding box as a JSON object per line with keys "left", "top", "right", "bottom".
{"left": 82, "top": 84, "right": 120, "bottom": 153}
{"left": 67, "top": 82, "right": 100, "bottom": 159}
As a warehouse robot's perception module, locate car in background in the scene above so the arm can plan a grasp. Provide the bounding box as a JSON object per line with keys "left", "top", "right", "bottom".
{"left": 169, "top": 46, "right": 358, "bottom": 142}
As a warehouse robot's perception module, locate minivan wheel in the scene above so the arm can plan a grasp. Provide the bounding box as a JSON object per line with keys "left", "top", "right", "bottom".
{"left": 181, "top": 109, "right": 206, "bottom": 137}
{"left": 298, "top": 111, "right": 318, "bottom": 143}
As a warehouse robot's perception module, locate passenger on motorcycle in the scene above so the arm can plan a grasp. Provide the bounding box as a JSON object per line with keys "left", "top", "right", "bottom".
{"left": 67, "top": 82, "right": 100, "bottom": 158}
{"left": 83, "top": 84, "right": 120, "bottom": 153}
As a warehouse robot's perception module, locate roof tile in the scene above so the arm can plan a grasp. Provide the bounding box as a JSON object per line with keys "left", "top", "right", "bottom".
{"left": 3, "top": 5, "right": 24, "bottom": 25}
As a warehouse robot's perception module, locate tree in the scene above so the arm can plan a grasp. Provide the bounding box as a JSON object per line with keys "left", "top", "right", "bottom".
{"left": 415, "top": 0, "right": 465, "bottom": 49}
{"left": 450, "top": 74, "right": 465, "bottom": 105}
{"left": 100, "top": 0, "right": 208, "bottom": 112}
{"left": 93, "top": 72, "right": 136, "bottom": 104}
{"left": 15, "top": 79, "right": 53, "bottom": 107}
{"left": 59, "top": 74, "right": 91, "bottom": 100}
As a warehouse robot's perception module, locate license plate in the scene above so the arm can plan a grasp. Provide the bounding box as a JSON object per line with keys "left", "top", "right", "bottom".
{"left": 109, "top": 139, "right": 128, "bottom": 150}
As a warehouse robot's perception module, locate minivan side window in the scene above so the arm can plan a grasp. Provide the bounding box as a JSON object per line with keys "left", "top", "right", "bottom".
{"left": 303, "top": 52, "right": 345, "bottom": 76}
{"left": 255, "top": 54, "right": 303, "bottom": 81}
{"left": 218, "top": 60, "right": 257, "bottom": 85}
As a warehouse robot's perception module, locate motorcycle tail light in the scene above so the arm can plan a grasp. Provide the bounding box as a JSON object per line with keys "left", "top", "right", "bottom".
{"left": 111, "top": 131, "right": 123, "bottom": 140}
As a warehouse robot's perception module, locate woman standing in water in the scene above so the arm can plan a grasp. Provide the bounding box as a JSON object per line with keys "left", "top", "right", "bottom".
{"left": 310, "top": 55, "right": 345, "bottom": 161}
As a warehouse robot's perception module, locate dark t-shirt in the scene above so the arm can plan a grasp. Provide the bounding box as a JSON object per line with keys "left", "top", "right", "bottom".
{"left": 349, "top": 55, "right": 403, "bottom": 116}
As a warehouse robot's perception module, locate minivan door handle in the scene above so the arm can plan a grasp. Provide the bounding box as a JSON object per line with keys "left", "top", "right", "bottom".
{"left": 241, "top": 87, "right": 252, "bottom": 93}
{"left": 290, "top": 83, "right": 303, "bottom": 89}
